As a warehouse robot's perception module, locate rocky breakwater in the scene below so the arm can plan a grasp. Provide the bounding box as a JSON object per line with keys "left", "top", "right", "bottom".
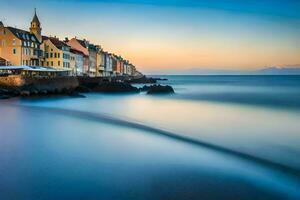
{"left": 140, "top": 84, "right": 175, "bottom": 94}
{"left": 0, "top": 75, "right": 80, "bottom": 99}
{"left": 77, "top": 77, "right": 139, "bottom": 93}
{"left": 125, "top": 75, "right": 157, "bottom": 84}
{"left": 76, "top": 77, "right": 174, "bottom": 94}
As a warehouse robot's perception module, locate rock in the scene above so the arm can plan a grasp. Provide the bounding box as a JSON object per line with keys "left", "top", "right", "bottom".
{"left": 75, "top": 85, "right": 92, "bottom": 93}
{"left": 68, "top": 92, "right": 86, "bottom": 98}
{"left": 146, "top": 84, "right": 174, "bottom": 94}
{"left": 154, "top": 78, "right": 168, "bottom": 81}
{"left": 20, "top": 90, "right": 31, "bottom": 96}
{"left": 126, "top": 76, "right": 157, "bottom": 84}
{"left": 0, "top": 88, "right": 10, "bottom": 94}
{"left": 139, "top": 85, "right": 150, "bottom": 92}
{"left": 0, "top": 95, "right": 11, "bottom": 99}
{"left": 93, "top": 82, "right": 140, "bottom": 93}
{"left": 30, "top": 89, "right": 39, "bottom": 95}
{"left": 39, "top": 90, "right": 48, "bottom": 95}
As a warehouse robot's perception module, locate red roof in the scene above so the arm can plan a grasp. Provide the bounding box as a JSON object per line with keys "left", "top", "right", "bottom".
{"left": 70, "top": 48, "right": 84, "bottom": 55}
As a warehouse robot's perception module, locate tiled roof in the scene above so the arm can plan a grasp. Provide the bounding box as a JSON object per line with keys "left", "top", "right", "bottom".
{"left": 48, "top": 37, "right": 70, "bottom": 50}
{"left": 7, "top": 27, "right": 40, "bottom": 43}
{"left": 76, "top": 39, "right": 88, "bottom": 48}
{"left": 42, "top": 35, "right": 49, "bottom": 41}
{"left": 70, "top": 48, "right": 84, "bottom": 55}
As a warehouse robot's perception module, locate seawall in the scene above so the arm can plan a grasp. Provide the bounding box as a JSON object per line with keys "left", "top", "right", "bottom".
{"left": 0, "top": 75, "right": 79, "bottom": 93}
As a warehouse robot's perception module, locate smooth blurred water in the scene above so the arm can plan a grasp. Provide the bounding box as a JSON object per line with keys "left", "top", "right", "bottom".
{"left": 1, "top": 75, "right": 300, "bottom": 199}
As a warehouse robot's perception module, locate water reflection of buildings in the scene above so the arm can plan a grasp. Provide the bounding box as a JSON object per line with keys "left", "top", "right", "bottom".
{"left": 0, "top": 10, "right": 138, "bottom": 77}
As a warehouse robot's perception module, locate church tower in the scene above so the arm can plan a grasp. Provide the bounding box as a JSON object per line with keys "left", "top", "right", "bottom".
{"left": 29, "top": 8, "right": 42, "bottom": 42}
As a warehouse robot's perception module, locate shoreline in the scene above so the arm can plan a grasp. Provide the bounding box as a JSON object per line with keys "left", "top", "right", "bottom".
{"left": 0, "top": 75, "right": 173, "bottom": 99}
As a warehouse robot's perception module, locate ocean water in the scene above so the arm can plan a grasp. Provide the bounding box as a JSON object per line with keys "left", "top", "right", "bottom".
{"left": 1, "top": 75, "right": 300, "bottom": 199}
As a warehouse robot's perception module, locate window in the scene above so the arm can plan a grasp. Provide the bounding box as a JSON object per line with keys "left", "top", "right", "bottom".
{"left": 51, "top": 61, "right": 53, "bottom": 66}
{"left": 12, "top": 48, "right": 16, "bottom": 54}
{"left": 58, "top": 53, "right": 60, "bottom": 58}
{"left": 54, "top": 53, "right": 57, "bottom": 58}
{"left": 12, "top": 39, "right": 16, "bottom": 46}
{"left": 45, "top": 53, "right": 48, "bottom": 58}
{"left": 47, "top": 62, "right": 49, "bottom": 66}
{"left": 58, "top": 61, "right": 60, "bottom": 66}
{"left": 26, "top": 60, "right": 28, "bottom": 65}
{"left": 50, "top": 53, "right": 53, "bottom": 58}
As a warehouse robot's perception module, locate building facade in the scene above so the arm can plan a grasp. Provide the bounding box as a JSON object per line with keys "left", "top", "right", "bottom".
{"left": 42, "top": 37, "right": 70, "bottom": 69}
{"left": 0, "top": 13, "right": 43, "bottom": 66}
{"left": 70, "top": 48, "right": 84, "bottom": 76}
{"left": 66, "top": 38, "right": 90, "bottom": 75}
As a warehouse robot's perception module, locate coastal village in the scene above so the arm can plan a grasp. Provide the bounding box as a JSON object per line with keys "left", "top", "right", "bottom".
{"left": 0, "top": 10, "right": 173, "bottom": 98}
{"left": 0, "top": 9, "right": 140, "bottom": 78}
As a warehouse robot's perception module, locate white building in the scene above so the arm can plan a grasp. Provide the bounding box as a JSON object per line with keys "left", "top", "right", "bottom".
{"left": 70, "top": 48, "right": 84, "bottom": 76}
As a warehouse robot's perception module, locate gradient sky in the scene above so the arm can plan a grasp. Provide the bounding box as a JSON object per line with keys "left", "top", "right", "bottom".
{"left": 0, "top": 0, "right": 300, "bottom": 73}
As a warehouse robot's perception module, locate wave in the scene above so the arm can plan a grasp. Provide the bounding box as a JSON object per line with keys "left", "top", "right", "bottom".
{"left": 7, "top": 103, "right": 300, "bottom": 180}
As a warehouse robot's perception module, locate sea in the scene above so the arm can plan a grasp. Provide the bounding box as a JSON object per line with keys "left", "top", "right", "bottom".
{"left": 1, "top": 75, "right": 300, "bottom": 199}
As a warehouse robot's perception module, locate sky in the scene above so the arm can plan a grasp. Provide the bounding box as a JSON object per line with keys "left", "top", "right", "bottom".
{"left": 0, "top": 0, "right": 300, "bottom": 73}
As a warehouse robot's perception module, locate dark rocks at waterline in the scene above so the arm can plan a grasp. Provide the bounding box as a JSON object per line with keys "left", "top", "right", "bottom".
{"left": 125, "top": 75, "right": 157, "bottom": 84}
{"left": 68, "top": 91, "right": 86, "bottom": 98}
{"left": 75, "top": 85, "right": 92, "bottom": 93}
{"left": 0, "top": 87, "right": 20, "bottom": 99}
{"left": 0, "top": 95, "right": 11, "bottom": 99}
{"left": 93, "top": 82, "right": 140, "bottom": 93}
{"left": 140, "top": 84, "right": 175, "bottom": 94}
{"left": 154, "top": 78, "right": 168, "bottom": 81}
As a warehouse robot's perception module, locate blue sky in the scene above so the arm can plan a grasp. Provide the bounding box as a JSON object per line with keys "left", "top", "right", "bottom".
{"left": 1, "top": 0, "right": 299, "bottom": 72}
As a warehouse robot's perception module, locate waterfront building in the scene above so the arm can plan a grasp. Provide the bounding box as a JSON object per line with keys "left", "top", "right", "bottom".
{"left": 95, "top": 45, "right": 104, "bottom": 77}
{"left": 42, "top": 37, "right": 70, "bottom": 69}
{"left": 66, "top": 38, "right": 99, "bottom": 76}
{"left": 110, "top": 55, "right": 123, "bottom": 76}
{"left": 111, "top": 55, "right": 117, "bottom": 76}
{"left": 0, "top": 10, "right": 139, "bottom": 78}
{"left": 97, "top": 49, "right": 105, "bottom": 77}
{"left": 88, "top": 43, "right": 97, "bottom": 77}
{"left": 0, "top": 12, "right": 43, "bottom": 66}
{"left": 70, "top": 48, "right": 84, "bottom": 76}
{"left": 105, "top": 53, "right": 113, "bottom": 76}
{"left": 123, "top": 61, "right": 130, "bottom": 75}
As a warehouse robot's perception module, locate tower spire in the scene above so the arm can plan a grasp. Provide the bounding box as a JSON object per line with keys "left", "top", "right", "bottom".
{"left": 29, "top": 8, "right": 42, "bottom": 42}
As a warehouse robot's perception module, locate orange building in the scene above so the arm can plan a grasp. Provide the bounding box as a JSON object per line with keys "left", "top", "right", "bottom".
{"left": 0, "top": 11, "right": 43, "bottom": 66}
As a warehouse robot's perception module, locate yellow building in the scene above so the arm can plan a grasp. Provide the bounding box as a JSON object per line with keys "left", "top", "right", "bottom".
{"left": 42, "top": 37, "right": 70, "bottom": 69}
{"left": 0, "top": 11, "right": 43, "bottom": 66}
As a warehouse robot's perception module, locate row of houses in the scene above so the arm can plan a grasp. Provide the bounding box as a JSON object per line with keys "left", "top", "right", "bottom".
{"left": 0, "top": 10, "right": 137, "bottom": 77}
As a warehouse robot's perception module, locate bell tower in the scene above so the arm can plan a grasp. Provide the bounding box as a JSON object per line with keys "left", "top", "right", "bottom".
{"left": 29, "top": 8, "right": 42, "bottom": 42}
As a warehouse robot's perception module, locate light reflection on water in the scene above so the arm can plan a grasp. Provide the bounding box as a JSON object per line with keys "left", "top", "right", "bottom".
{"left": 1, "top": 75, "right": 300, "bottom": 199}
